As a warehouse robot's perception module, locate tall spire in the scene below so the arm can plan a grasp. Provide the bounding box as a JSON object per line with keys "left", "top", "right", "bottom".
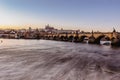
{"left": 92, "top": 30, "right": 94, "bottom": 36}
{"left": 113, "top": 27, "right": 116, "bottom": 32}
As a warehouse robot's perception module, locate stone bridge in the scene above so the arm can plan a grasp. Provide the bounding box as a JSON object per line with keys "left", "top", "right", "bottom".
{"left": 42, "top": 30, "right": 120, "bottom": 45}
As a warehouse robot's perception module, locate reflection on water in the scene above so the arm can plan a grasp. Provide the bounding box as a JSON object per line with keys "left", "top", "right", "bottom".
{"left": 0, "top": 39, "right": 56, "bottom": 51}
{"left": 0, "top": 39, "right": 114, "bottom": 50}
{"left": 0, "top": 39, "right": 120, "bottom": 80}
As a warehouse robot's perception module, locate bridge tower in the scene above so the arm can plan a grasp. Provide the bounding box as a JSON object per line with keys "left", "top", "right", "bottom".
{"left": 111, "top": 28, "right": 120, "bottom": 46}
{"left": 88, "top": 30, "right": 96, "bottom": 44}
{"left": 112, "top": 28, "right": 117, "bottom": 39}
{"left": 91, "top": 30, "right": 94, "bottom": 37}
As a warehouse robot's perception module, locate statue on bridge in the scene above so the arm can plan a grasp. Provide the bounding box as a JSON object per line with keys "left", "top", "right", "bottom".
{"left": 111, "top": 28, "right": 120, "bottom": 46}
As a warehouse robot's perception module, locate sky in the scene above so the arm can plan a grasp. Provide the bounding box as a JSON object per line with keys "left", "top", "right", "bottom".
{"left": 0, "top": 0, "right": 120, "bottom": 31}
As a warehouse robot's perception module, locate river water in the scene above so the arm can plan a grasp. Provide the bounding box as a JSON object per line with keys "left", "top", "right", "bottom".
{"left": 0, "top": 39, "right": 120, "bottom": 80}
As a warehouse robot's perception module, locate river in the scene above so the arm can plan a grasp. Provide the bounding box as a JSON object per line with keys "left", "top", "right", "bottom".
{"left": 0, "top": 39, "right": 120, "bottom": 80}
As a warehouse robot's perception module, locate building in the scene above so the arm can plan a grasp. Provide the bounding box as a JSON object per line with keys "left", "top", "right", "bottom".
{"left": 44, "top": 24, "right": 58, "bottom": 33}
{"left": 57, "top": 29, "right": 80, "bottom": 34}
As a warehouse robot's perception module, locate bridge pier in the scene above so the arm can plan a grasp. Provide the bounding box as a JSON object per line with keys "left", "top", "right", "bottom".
{"left": 68, "top": 35, "right": 74, "bottom": 42}
{"left": 74, "top": 36, "right": 80, "bottom": 42}
{"left": 79, "top": 36, "right": 88, "bottom": 43}
{"left": 88, "top": 36, "right": 96, "bottom": 44}
{"left": 111, "top": 38, "right": 120, "bottom": 46}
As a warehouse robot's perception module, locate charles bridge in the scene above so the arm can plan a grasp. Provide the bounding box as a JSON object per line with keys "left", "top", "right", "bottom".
{"left": 0, "top": 28, "right": 120, "bottom": 46}
{"left": 42, "top": 29, "right": 120, "bottom": 46}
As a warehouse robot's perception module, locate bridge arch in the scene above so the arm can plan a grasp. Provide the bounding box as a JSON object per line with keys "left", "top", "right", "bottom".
{"left": 95, "top": 35, "right": 110, "bottom": 44}
{"left": 79, "top": 35, "right": 88, "bottom": 42}
{"left": 68, "top": 35, "right": 74, "bottom": 42}
{"left": 88, "top": 36, "right": 96, "bottom": 44}
{"left": 60, "top": 36, "right": 64, "bottom": 41}
{"left": 74, "top": 36, "right": 80, "bottom": 42}
{"left": 53, "top": 36, "right": 56, "bottom": 40}
{"left": 59, "top": 35, "right": 68, "bottom": 41}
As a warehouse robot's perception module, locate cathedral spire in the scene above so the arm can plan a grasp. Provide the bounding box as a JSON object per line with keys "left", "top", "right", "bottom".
{"left": 92, "top": 30, "right": 94, "bottom": 36}
{"left": 113, "top": 27, "right": 116, "bottom": 32}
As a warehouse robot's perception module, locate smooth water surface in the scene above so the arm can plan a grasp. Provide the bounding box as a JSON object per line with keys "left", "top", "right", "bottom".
{"left": 0, "top": 39, "right": 120, "bottom": 80}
